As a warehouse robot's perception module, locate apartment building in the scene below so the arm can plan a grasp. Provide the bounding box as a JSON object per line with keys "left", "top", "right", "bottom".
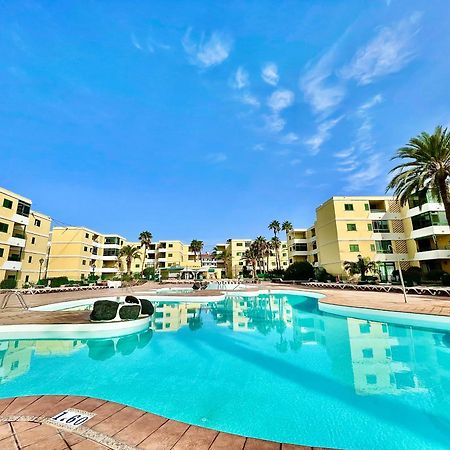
{"left": 0, "top": 187, "right": 51, "bottom": 287}
{"left": 223, "top": 238, "right": 288, "bottom": 278}
{"left": 47, "top": 227, "right": 145, "bottom": 280}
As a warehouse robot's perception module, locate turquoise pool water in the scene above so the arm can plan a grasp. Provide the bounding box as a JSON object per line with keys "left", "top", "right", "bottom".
{"left": 1, "top": 292, "right": 449, "bottom": 449}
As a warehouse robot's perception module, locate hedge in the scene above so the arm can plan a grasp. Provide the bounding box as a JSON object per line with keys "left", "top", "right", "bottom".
{"left": 118, "top": 304, "right": 140, "bottom": 320}
{"left": 90, "top": 300, "right": 119, "bottom": 321}
{"left": 0, "top": 279, "right": 17, "bottom": 289}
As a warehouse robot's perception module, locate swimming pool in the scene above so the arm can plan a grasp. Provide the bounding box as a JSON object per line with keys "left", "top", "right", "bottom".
{"left": 1, "top": 291, "right": 449, "bottom": 449}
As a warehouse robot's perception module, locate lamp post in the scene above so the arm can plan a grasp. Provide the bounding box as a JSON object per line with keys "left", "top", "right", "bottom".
{"left": 90, "top": 260, "right": 96, "bottom": 282}
{"left": 388, "top": 245, "right": 407, "bottom": 303}
{"left": 38, "top": 258, "right": 45, "bottom": 282}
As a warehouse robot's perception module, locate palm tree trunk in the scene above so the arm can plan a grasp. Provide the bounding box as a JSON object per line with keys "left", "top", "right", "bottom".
{"left": 438, "top": 176, "right": 450, "bottom": 225}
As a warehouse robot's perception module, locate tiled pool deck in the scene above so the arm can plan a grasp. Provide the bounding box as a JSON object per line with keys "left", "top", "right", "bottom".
{"left": 0, "top": 395, "right": 321, "bottom": 450}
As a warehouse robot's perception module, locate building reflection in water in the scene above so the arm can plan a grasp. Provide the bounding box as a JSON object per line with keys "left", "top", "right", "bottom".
{"left": 1, "top": 295, "right": 450, "bottom": 400}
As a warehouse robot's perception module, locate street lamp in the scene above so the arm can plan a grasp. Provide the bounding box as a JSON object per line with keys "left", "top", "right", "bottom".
{"left": 387, "top": 245, "right": 407, "bottom": 303}
{"left": 90, "top": 260, "right": 96, "bottom": 282}
{"left": 38, "top": 258, "right": 45, "bottom": 282}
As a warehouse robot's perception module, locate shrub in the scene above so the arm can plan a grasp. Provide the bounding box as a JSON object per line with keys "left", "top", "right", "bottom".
{"left": 139, "top": 299, "right": 155, "bottom": 316}
{"left": 121, "top": 274, "right": 134, "bottom": 282}
{"left": 423, "top": 269, "right": 445, "bottom": 282}
{"left": 125, "top": 295, "right": 139, "bottom": 304}
{"left": 119, "top": 304, "right": 140, "bottom": 320}
{"left": 90, "top": 300, "right": 119, "bottom": 321}
{"left": 284, "top": 261, "right": 314, "bottom": 281}
{"left": 403, "top": 267, "right": 422, "bottom": 286}
{"left": 442, "top": 272, "right": 450, "bottom": 286}
{"left": 40, "top": 277, "right": 70, "bottom": 288}
{"left": 314, "top": 266, "right": 331, "bottom": 282}
{"left": 0, "top": 279, "right": 17, "bottom": 289}
{"left": 143, "top": 267, "right": 156, "bottom": 280}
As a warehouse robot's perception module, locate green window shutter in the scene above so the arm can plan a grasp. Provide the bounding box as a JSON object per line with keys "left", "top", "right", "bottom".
{"left": 365, "top": 204, "right": 369, "bottom": 211}
{"left": 0, "top": 248, "right": 4, "bottom": 257}
{"left": 0, "top": 222, "right": 8, "bottom": 233}
{"left": 2, "top": 199, "right": 13, "bottom": 209}
{"left": 349, "top": 244, "right": 360, "bottom": 252}
{"left": 370, "top": 244, "right": 375, "bottom": 251}
{"left": 344, "top": 204, "right": 354, "bottom": 211}
{"left": 367, "top": 223, "right": 372, "bottom": 231}
{"left": 347, "top": 224, "right": 357, "bottom": 231}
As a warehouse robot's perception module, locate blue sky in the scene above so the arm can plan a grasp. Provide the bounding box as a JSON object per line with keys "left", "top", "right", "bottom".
{"left": 2, "top": 0, "right": 450, "bottom": 249}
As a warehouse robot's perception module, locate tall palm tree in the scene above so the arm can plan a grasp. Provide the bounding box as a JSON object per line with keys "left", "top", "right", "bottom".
{"left": 282, "top": 221, "right": 293, "bottom": 240}
{"left": 254, "top": 236, "right": 267, "bottom": 273}
{"left": 190, "top": 239, "right": 204, "bottom": 266}
{"left": 268, "top": 220, "right": 281, "bottom": 237}
{"left": 387, "top": 125, "right": 450, "bottom": 225}
{"left": 243, "top": 244, "right": 258, "bottom": 280}
{"left": 264, "top": 240, "right": 273, "bottom": 273}
{"left": 138, "top": 231, "right": 153, "bottom": 276}
{"left": 271, "top": 236, "right": 281, "bottom": 271}
{"left": 119, "top": 245, "right": 141, "bottom": 275}
{"left": 268, "top": 220, "right": 281, "bottom": 271}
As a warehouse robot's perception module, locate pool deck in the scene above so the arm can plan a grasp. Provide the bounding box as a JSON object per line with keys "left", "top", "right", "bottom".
{"left": 0, "top": 395, "right": 322, "bottom": 450}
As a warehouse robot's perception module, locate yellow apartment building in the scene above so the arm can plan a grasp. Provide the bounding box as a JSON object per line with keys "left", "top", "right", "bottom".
{"left": 0, "top": 187, "right": 51, "bottom": 288}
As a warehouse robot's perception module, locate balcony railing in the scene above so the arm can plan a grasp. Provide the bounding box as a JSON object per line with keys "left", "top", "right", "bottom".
{"left": 12, "top": 232, "right": 26, "bottom": 239}
{"left": 8, "top": 254, "right": 22, "bottom": 262}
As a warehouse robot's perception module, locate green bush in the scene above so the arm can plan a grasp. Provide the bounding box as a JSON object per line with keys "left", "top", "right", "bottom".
{"left": 423, "top": 269, "right": 445, "bottom": 282}
{"left": 118, "top": 304, "right": 140, "bottom": 320}
{"left": 40, "top": 277, "right": 70, "bottom": 288}
{"left": 284, "top": 261, "right": 314, "bottom": 281}
{"left": 314, "top": 266, "right": 332, "bottom": 282}
{"left": 139, "top": 299, "right": 155, "bottom": 316}
{"left": 442, "top": 272, "right": 450, "bottom": 286}
{"left": 0, "top": 279, "right": 17, "bottom": 289}
{"left": 90, "top": 300, "right": 119, "bottom": 321}
{"left": 121, "top": 274, "right": 134, "bottom": 282}
{"left": 143, "top": 267, "right": 156, "bottom": 280}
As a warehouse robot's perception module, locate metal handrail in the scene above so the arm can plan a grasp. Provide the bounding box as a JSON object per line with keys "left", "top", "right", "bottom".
{"left": 1, "top": 290, "right": 29, "bottom": 310}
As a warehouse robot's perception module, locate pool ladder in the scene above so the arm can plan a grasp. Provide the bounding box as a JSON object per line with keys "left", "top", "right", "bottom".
{"left": 1, "top": 290, "right": 29, "bottom": 310}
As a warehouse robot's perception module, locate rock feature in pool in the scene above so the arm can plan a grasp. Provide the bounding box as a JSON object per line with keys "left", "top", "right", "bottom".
{"left": 90, "top": 296, "right": 155, "bottom": 322}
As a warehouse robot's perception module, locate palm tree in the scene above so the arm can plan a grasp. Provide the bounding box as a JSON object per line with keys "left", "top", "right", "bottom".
{"left": 119, "top": 245, "right": 141, "bottom": 275}
{"left": 343, "top": 255, "right": 376, "bottom": 282}
{"left": 213, "top": 246, "right": 231, "bottom": 277}
{"left": 138, "top": 231, "right": 153, "bottom": 276}
{"left": 254, "top": 236, "right": 267, "bottom": 273}
{"left": 268, "top": 221, "right": 281, "bottom": 271}
{"left": 282, "top": 221, "right": 293, "bottom": 240}
{"left": 271, "top": 236, "right": 281, "bottom": 271}
{"left": 268, "top": 220, "right": 281, "bottom": 237}
{"left": 387, "top": 125, "right": 450, "bottom": 225}
{"left": 243, "top": 244, "right": 259, "bottom": 280}
{"left": 190, "top": 239, "right": 204, "bottom": 266}
{"left": 264, "top": 240, "right": 273, "bottom": 273}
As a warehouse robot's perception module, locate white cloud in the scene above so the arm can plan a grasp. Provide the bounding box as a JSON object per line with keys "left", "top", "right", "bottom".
{"left": 345, "top": 155, "right": 383, "bottom": 191}
{"left": 131, "top": 33, "right": 143, "bottom": 51}
{"left": 264, "top": 114, "right": 286, "bottom": 133}
{"left": 290, "top": 159, "right": 302, "bottom": 166}
{"left": 240, "top": 93, "right": 260, "bottom": 108}
{"left": 131, "top": 33, "right": 170, "bottom": 54}
{"left": 261, "top": 63, "right": 279, "bottom": 86}
{"left": 334, "top": 147, "right": 354, "bottom": 159}
{"left": 304, "top": 168, "right": 315, "bottom": 176}
{"left": 358, "top": 94, "right": 383, "bottom": 112}
{"left": 280, "top": 132, "right": 299, "bottom": 144}
{"left": 206, "top": 152, "right": 227, "bottom": 163}
{"left": 267, "top": 89, "right": 295, "bottom": 112}
{"left": 182, "top": 28, "right": 232, "bottom": 68}
{"left": 305, "top": 116, "right": 343, "bottom": 155}
{"left": 300, "top": 48, "right": 346, "bottom": 116}
{"left": 253, "top": 144, "right": 265, "bottom": 152}
{"left": 340, "top": 13, "right": 421, "bottom": 85}
{"left": 231, "top": 66, "right": 249, "bottom": 89}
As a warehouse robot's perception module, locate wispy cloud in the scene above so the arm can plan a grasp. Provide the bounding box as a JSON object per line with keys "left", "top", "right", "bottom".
{"left": 240, "top": 93, "right": 260, "bottom": 108}
{"left": 305, "top": 116, "right": 343, "bottom": 155}
{"left": 182, "top": 28, "right": 232, "bottom": 69}
{"left": 345, "top": 155, "right": 383, "bottom": 191}
{"left": 231, "top": 66, "right": 249, "bottom": 89}
{"left": 300, "top": 48, "right": 346, "bottom": 116}
{"left": 340, "top": 13, "right": 421, "bottom": 85}
{"left": 267, "top": 89, "right": 295, "bottom": 112}
{"left": 252, "top": 144, "right": 265, "bottom": 152}
{"left": 131, "top": 33, "right": 144, "bottom": 51}
{"left": 264, "top": 114, "right": 286, "bottom": 133}
{"left": 261, "top": 63, "right": 279, "bottom": 86}
{"left": 280, "top": 132, "right": 299, "bottom": 144}
{"left": 131, "top": 32, "right": 170, "bottom": 54}
{"left": 206, "top": 152, "right": 227, "bottom": 163}
{"left": 290, "top": 159, "right": 302, "bottom": 166}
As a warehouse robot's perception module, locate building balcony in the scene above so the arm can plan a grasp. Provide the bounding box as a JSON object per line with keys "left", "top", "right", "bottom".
{"left": 11, "top": 213, "right": 29, "bottom": 226}
{"left": 410, "top": 225, "right": 450, "bottom": 240}
{"left": 407, "top": 203, "right": 445, "bottom": 218}
{"left": 7, "top": 235, "right": 26, "bottom": 248}
{"left": 373, "top": 253, "right": 408, "bottom": 262}
{"left": 103, "top": 243, "right": 121, "bottom": 250}
{"left": 100, "top": 267, "right": 118, "bottom": 273}
{"left": 368, "top": 211, "right": 401, "bottom": 220}
{"left": 102, "top": 255, "right": 119, "bottom": 261}
{"left": 1, "top": 260, "right": 22, "bottom": 271}
{"left": 414, "top": 249, "right": 450, "bottom": 260}
{"left": 290, "top": 250, "right": 309, "bottom": 257}
{"left": 371, "top": 232, "right": 406, "bottom": 241}
{"left": 290, "top": 238, "right": 308, "bottom": 244}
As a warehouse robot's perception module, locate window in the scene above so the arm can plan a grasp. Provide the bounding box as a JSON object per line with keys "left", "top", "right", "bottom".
{"left": 344, "top": 203, "right": 354, "bottom": 211}
{"left": 3, "top": 199, "right": 12, "bottom": 209}
{"left": 359, "top": 323, "right": 371, "bottom": 334}
{"left": 85, "top": 233, "right": 89, "bottom": 239}
{"left": 168, "top": 243, "right": 173, "bottom": 248}
{"left": 347, "top": 224, "right": 357, "bottom": 231}
{"left": 168, "top": 253, "right": 173, "bottom": 257}
{"left": 349, "top": 244, "right": 360, "bottom": 252}
{"left": 82, "top": 260, "right": 86, "bottom": 265}
{"left": 364, "top": 203, "right": 369, "bottom": 211}
{"left": 34, "top": 219, "right": 41, "bottom": 227}
{"left": 135, "top": 264, "right": 140, "bottom": 268}
{"left": 16, "top": 202, "right": 30, "bottom": 217}
{"left": 25, "top": 275, "right": 29, "bottom": 283}
{"left": 385, "top": 348, "right": 392, "bottom": 358}
{"left": 367, "top": 223, "right": 372, "bottom": 231}
{"left": 375, "top": 240, "right": 393, "bottom": 254}
{"left": 28, "top": 256, "right": 32, "bottom": 263}
{"left": 84, "top": 246, "right": 88, "bottom": 252}
{"left": 372, "top": 220, "right": 389, "bottom": 233}
{"left": 0, "top": 248, "right": 3, "bottom": 257}
{"left": 236, "top": 242, "right": 243, "bottom": 246}
{"left": 362, "top": 348, "right": 374, "bottom": 358}
{"left": 370, "top": 244, "right": 375, "bottom": 251}
{"left": 366, "top": 374, "right": 377, "bottom": 385}
{"left": 31, "top": 237, "right": 35, "bottom": 244}
{"left": 0, "top": 222, "right": 8, "bottom": 233}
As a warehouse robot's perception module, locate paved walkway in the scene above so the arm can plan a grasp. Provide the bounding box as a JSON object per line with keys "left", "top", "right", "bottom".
{"left": 0, "top": 396, "right": 321, "bottom": 450}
